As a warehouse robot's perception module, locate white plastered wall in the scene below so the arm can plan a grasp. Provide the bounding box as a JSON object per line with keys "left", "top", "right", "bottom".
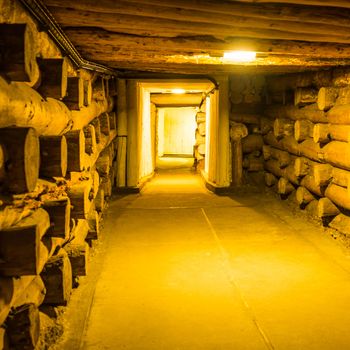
{"left": 126, "top": 79, "right": 230, "bottom": 189}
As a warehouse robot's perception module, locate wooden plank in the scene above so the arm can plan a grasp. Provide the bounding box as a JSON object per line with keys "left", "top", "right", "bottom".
{"left": 46, "top": 7, "right": 350, "bottom": 43}
{"left": 65, "top": 29, "right": 350, "bottom": 59}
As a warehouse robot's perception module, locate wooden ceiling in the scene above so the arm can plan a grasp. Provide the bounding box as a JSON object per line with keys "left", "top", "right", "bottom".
{"left": 42, "top": 0, "right": 350, "bottom": 75}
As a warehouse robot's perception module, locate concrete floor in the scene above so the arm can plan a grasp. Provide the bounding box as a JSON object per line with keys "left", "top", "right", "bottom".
{"left": 60, "top": 158, "right": 350, "bottom": 350}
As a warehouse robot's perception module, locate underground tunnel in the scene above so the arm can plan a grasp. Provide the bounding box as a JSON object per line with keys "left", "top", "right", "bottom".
{"left": 2, "top": 0, "right": 350, "bottom": 349}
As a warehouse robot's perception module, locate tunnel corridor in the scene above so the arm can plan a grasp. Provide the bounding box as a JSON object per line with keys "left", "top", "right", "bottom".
{"left": 58, "top": 162, "right": 350, "bottom": 350}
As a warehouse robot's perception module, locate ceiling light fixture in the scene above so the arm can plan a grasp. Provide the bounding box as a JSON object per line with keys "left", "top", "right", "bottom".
{"left": 223, "top": 51, "right": 256, "bottom": 62}
{"left": 171, "top": 89, "right": 186, "bottom": 94}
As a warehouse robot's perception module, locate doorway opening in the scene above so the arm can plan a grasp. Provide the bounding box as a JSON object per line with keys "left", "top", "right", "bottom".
{"left": 124, "top": 78, "right": 230, "bottom": 190}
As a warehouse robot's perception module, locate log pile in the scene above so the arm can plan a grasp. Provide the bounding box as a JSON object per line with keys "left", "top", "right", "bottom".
{"left": 264, "top": 71, "right": 350, "bottom": 235}
{"left": 229, "top": 75, "right": 265, "bottom": 185}
{"left": 0, "top": 6, "right": 118, "bottom": 349}
{"left": 194, "top": 108, "right": 206, "bottom": 170}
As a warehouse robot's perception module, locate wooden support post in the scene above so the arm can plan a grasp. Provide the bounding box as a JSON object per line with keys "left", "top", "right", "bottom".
{"left": 40, "top": 249, "right": 72, "bottom": 305}
{"left": 230, "top": 122, "right": 247, "bottom": 187}
{"left": 0, "top": 208, "right": 50, "bottom": 276}
{"left": 0, "top": 127, "right": 39, "bottom": 193}
{"left": 63, "top": 77, "right": 84, "bottom": 110}
{"left": 39, "top": 135, "right": 67, "bottom": 178}
{"left": 42, "top": 198, "right": 71, "bottom": 240}
{"left": 65, "top": 130, "right": 85, "bottom": 172}
{"left": 37, "top": 58, "right": 68, "bottom": 100}
{"left": 116, "top": 79, "right": 127, "bottom": 188}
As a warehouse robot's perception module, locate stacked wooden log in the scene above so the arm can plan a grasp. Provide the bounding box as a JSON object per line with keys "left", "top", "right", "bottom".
{"left": 230, "top": 75, "right": 265, "bottom": 186}
{"left": 264, "top": 74, "right": 350, "bottom": 235}
{"left": 194, "top": 109, "right": 206, "bottom": 170}
{"left": 0, "top": 8, "right": 118, "bottom": 349}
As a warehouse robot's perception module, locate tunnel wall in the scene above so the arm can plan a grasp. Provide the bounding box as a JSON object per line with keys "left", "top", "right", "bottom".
{"left": 262, "top": 68, "right": 350, "bottom": 238}
{"left": 0, "top": 1, "right": 119, "bottom": 348}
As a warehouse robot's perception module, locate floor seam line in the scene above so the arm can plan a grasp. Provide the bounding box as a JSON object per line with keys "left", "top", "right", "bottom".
{"left": 200, "top": 207, "right": 275, "bottom": 350}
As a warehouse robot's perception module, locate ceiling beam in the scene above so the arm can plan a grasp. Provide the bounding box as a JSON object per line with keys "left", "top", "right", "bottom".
{"left": 65, "top": 29, "right": 350, "bottom": 59}
{"left": 230, "top": 0, "right": 350, "bottom": 9}
{"left": 48, "top": 7, "right": 350, "bottom": 44}
{"left": 44, "top": 0, "right": 350, "bottom": 28}
{"left": 92, "top": 60, "right": 340, "bottom": 75}
{"left": 151, "top": 93, "right": 203, "bottom": 107}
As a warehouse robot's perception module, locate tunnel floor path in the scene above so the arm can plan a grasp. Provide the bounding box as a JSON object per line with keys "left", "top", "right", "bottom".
{"left": 61, "top": 159, "right": 350, "bottom": 350}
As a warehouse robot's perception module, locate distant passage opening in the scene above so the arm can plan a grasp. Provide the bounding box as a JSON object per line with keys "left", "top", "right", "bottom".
{"left": 156, "top": 106, "right": 197, "bottom": 171}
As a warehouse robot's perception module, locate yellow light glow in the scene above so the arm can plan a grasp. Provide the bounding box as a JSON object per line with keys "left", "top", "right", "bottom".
{"left": 171, "top": 89, "right": 186, "bottom": 94}
{"left": 223, "top": 51, "right": 256, "bottom": 62}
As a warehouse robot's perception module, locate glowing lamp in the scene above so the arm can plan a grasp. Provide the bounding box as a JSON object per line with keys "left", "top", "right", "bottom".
{"left": 171, "top": 89, "right": 186, "bottom": 94}
{"left": 223, "top": 51, "right": 256, "bottom": 62}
